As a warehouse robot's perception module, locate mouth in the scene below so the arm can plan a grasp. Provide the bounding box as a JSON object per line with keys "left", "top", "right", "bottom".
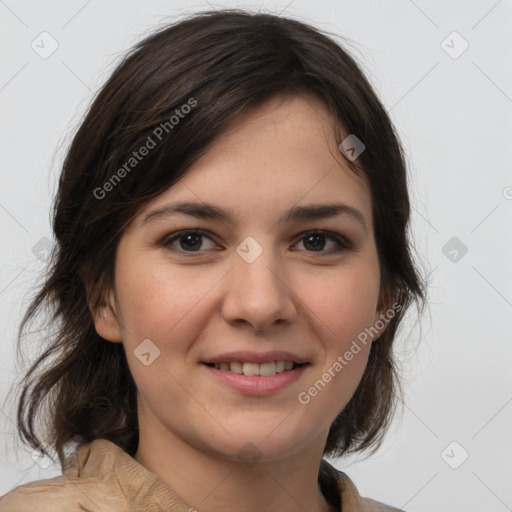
{"left": 203, "top": 360, "right": 306, "bottom": 377}
{"left": 200, "top": 352, "right": 311, "bottom": 394}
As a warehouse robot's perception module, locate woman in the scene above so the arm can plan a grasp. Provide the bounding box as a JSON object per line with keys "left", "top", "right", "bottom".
{"left": 0, "top": 9, "right": 425, "bottom": 511}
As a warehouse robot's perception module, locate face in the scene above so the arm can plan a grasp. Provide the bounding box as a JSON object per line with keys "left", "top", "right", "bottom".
{"left": 93, "top": 94, "right": 389, "bottom": 463}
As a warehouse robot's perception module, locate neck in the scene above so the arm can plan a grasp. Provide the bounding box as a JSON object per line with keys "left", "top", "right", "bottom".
{"left": 135, "top": 426, "right": 335, "bottom": 512}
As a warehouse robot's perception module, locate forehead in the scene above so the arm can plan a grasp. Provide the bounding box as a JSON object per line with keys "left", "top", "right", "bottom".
{"left": 137, "top": 94, "right": 372, "bottom": 228}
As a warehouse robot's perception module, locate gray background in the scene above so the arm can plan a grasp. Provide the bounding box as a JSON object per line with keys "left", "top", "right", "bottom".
{"left": 1, "top": 1, "right": 511, "bottom": 510}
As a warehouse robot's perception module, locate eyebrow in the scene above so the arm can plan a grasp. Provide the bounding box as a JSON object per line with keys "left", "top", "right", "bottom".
{"left": 141, "top": 201, "right": 367, "bottom": 232}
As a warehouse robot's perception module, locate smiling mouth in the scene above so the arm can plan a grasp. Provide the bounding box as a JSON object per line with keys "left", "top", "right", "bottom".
{"left": 203, "top": 361, "right": 306, "bottom": 377}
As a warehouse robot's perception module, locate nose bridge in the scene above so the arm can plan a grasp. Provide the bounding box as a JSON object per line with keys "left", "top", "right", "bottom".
{"left": 221, "top": 237, "right": 297, "bottom": 330}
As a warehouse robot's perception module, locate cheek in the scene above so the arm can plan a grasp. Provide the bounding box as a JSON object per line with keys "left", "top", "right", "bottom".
{"left": 113, "top": 261, "right": 211, "bottom": 405}
{"left": 113, "top": 258, "right": 225, "bottom": 356}
{"left": 298, "top": 263, "right": 380, "bottom": 405}
{"left": 304, "top": 264, "right": 380, "bottom": 346}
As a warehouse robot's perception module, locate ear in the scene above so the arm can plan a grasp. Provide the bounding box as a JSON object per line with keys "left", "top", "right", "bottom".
{"left": 80, "top": 267, "right": 123, "bottom": 343}
{"left": 371, "top": 284, "right": 396, "bottom": 341}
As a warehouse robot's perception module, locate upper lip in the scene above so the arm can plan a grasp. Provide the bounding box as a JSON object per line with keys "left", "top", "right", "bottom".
{"left": 202, "top": 350, "right": 310, "bottom": 365}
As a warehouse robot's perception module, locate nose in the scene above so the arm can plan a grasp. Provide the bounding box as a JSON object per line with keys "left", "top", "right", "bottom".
{"left": 220, "top": 246, "right": 297, "bottom": 333}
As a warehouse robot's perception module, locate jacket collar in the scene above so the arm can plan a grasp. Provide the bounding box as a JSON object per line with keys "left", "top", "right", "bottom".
{"left": 64, "top": 438, "right": 374, "bottom": 511}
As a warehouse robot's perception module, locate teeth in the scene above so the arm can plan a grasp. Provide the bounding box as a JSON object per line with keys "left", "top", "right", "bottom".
{"left": 243, "top": 362, "right": 260, "bottom": 376}
{"left": 229, "top": 361, "right": 243, "bottom": 374}
{"left": 259, "top": 362, "right": 276, "bottom": 376}
{"left": 212, "top": 360, "right": 297, "bottom": 376}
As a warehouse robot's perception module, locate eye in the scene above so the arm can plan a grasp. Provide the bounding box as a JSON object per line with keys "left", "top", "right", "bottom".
{"left": 161, "top": 229, "right": 352, "bottom": 256}
{"left": 162, "top": 230, "right": 218, "bottom": 253}
{"left": 293, "top": 230, "right": 352, "bottom": 254}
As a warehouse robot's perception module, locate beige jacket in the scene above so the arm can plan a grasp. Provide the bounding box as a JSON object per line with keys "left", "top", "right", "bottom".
{"left": 0, "top": 439, "right": 404, "bottom": 511}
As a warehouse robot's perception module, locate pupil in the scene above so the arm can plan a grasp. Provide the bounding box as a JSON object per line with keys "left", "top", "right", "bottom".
{"left": 181, "top": 234, "right": 201, "bottom": 250}
{"left": 305, "top": 234, "right": 324, "bottom": 251}
{"left": 179, "top": 234, "right": 326, "bottom": 251}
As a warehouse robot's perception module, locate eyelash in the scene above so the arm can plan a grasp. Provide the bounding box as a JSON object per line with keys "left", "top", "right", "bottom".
{"left": 161, "top": 229, "right": 352, "bottom": 256}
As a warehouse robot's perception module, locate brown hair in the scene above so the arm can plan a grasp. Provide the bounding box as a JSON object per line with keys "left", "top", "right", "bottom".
{"left": 15, "top": 8, "right": 426, "bottom": 465}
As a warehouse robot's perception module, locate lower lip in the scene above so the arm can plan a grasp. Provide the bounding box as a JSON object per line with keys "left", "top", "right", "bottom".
{"left": 202, "top": 364, "right": 309, "bottom": 394}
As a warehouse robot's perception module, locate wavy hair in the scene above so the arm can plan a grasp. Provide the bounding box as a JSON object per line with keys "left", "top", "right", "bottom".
{"left": 14, "top": 9, "right": 426, "bottom": 465}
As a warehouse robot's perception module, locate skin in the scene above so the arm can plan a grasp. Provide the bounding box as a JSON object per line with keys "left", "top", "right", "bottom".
{"left": 91, "top": 94, "right": 390, "bottom": 512}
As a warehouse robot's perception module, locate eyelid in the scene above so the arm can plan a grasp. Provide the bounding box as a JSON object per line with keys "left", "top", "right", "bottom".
{"left": 161, "top": 229, "right": 219, "bottom": 253}
{"left": 161, "top": 228, "right": 352, "bottom": 255}
{"left": 292, "top": 230, "right": 353, "bottom": 252}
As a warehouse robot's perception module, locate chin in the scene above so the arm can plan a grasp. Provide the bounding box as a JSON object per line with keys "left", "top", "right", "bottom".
{"left": 195, "top": 420, "right": 324, "bottom": 465}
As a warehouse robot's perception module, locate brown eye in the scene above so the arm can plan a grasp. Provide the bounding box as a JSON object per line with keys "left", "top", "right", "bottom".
{"left": 294, "top": 231, "right": 351, "bottom": 254}
{"left": 303, "top": 233, "right": 327, "bottom": 251}
{"left": 163, "top": 230, "right": 217, "bottom": 253}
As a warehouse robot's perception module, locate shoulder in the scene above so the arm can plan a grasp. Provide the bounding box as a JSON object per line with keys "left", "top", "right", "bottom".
{"left": 0, "top": 474, "right": 84, "bottom": 512}
{"left": 0, "top": 473, "right": 123, "bottom": 512}
{"left": 357, "top": 495, "right": 405, "bottom": 512}
{"left": 0, "top": 439, "right": 129, "bottom": 512}
{"left": 320, "top": 459, "right": 405, "bottom": 512}
{"left": 339, "top": 473, "right": 405, "bottom": 511}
